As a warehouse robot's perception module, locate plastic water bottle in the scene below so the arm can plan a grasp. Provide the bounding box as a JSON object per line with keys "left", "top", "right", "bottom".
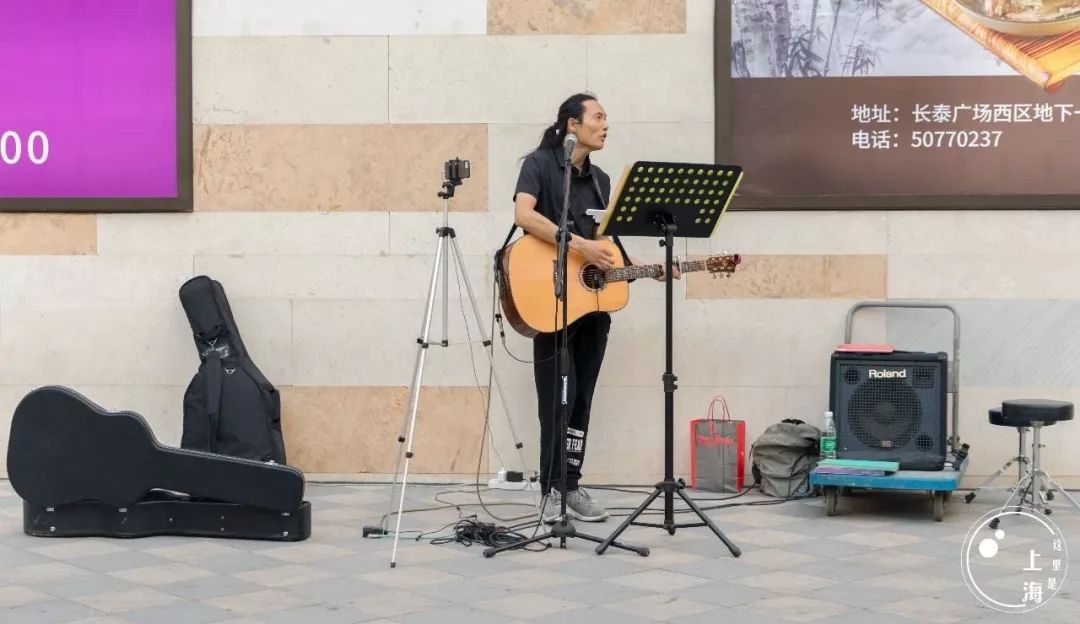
{"left": 821, "top": 411, "right": 837, "bottom": 460}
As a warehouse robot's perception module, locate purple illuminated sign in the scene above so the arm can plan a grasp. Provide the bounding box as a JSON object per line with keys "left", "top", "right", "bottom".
{"left": 0, "top": 0, "right": 186, "bottom": 205}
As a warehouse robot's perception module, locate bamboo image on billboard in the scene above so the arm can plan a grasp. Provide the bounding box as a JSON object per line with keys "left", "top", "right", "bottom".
{"left": 725, "top": 0, "right": 1080, "bottom": 208}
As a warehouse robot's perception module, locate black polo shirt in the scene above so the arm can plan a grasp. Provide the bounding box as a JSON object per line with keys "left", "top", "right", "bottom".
{"left": 513, "top": 146, "right": 630, "bottom": 262}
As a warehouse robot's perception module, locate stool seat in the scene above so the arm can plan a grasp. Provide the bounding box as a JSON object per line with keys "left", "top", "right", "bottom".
{"left": 988, "top": 407, "right": 1009, "bottom": 427}
{"left": 1002, "top": 399, "right": 1074, "bottom": 427}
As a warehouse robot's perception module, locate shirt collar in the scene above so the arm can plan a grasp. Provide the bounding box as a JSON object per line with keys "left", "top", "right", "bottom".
{"left": 552, "top": 146, "right": 592, "bottom": 177}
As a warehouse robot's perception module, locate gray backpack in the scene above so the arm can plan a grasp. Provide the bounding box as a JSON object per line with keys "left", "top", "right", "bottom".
{"left": 751, "top": 419, "right": 821, "bottom": 498}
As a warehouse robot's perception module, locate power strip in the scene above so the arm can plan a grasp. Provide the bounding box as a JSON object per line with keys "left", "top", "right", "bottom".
{"left": 487, "top": 478, "right": 539, "bottom": 491}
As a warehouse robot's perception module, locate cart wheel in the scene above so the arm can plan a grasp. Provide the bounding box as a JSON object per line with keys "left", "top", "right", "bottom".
{"left": 933, "top": 492, "right": 945, "bottom": 522}
{"left": 964, "top": 492, "right": 975, "bottom": 504}
{"left": 989, "top": 517, "right": 1000, "bottom": 530}
{"left": 1047, "top": 491, "right": 1055, "bottom": 501}
{"left": 825, "top": 488, "right": 838, "bottom": 517}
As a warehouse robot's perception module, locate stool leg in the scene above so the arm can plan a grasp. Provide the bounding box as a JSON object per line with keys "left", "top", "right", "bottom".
{"left": 967, "top": 426, "right": 1030, "bottom": 503}
{"left": 1031, "top": 425, "right": 1043, "bottom": 514}
{"left": 1037, "top": 471, "right": 1080, "bottom": 512}
{"left": 993, "top": 473, "right": 1033, "bottom": 528}
{"left": 971, "top": 457, "right": 1019, "bottom": 491}
{"left": 1030, "top": 425, "right": 1053, "bottom": 502}
{"left": 999, "top": 474, "right": 1030, "bottom": 512}
{"left": 1018, "top": 427, "right": 1028, "bottom": 483}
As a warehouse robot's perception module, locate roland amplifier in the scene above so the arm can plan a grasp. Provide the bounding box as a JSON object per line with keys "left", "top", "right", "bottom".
{"left": 829, "top": 351, "right": 948, "bottom": 470}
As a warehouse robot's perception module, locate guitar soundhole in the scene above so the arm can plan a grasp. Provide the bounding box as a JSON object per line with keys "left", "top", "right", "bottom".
{"left": 581, "top": 266, "right": 606, "bottom": 291}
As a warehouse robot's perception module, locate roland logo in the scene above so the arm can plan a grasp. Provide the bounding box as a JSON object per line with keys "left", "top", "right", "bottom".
{"left": 869, "top": 368, "right": 907, "bottom": 380}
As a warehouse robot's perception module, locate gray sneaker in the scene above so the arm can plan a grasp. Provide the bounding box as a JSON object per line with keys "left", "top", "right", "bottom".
{"left": 541, "top": 489, "right": 564, "bottom": 524}
{"left": 566, "top": 488, "right": 609, "bottom": 522}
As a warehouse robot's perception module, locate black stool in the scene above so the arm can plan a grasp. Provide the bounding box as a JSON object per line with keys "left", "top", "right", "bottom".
{"left": 997, "top": 399, "right": 1079, "bottom": 517}
{"left": 964, "top": 407, "right": 1033, "bottom": 504}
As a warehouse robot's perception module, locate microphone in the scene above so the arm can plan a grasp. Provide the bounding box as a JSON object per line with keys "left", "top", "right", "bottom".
{"left": 562, "top": 133, "right": 577, "bottom": 165}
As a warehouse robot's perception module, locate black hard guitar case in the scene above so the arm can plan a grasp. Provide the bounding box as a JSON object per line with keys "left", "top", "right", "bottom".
{"left": 6, "top": 386, "right": 310, "bottom": 540}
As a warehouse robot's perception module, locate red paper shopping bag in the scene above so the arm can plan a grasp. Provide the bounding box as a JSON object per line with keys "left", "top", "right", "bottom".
{"left": 689, "top": 395, "right": 746, "bottom": 493}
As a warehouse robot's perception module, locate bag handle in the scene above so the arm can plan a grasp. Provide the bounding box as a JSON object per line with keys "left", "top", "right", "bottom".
{"left": 703, "top": 394, "right": 733, "bottom": 438}
{"left": 707, "top": 395, "right": 732, "bottom": 422}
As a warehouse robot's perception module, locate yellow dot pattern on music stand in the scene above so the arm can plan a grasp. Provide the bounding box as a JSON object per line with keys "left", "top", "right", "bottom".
{"left": 613, "top": 164, "right": 737, "bottom": 228}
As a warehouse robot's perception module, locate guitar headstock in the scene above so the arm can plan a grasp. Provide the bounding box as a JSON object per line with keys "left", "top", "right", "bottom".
{"left": 705, "top": 253, "right": 741, "bottom": 278}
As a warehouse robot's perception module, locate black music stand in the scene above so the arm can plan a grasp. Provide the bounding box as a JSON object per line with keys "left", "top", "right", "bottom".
{"left": 595, "top": 161, "right": 743, "bottom": 557}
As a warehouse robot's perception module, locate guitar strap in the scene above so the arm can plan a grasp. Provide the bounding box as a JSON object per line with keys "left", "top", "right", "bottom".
{"left": 204, "top": 350, "right": 224, "bottom": 453}
{"left": 494, "top": 174, "right": 631, "bottom": 275}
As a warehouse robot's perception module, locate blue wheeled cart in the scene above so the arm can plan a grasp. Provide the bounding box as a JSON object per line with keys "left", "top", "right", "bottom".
{"left": 814, "top": 460, "right": 968, "bottom": 521}
{"left": 810, "top": 301, "right": 968, "bottom": 522}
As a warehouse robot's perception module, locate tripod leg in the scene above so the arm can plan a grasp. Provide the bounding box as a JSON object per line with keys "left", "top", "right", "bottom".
{"left": 442, "top": 226, "right": 450, "bottom": 347}
{"left": 488, "top": 522, "right": 650, "bottom": 558}
{"left": 382, "top": 420, "right": 410, "bottom": 532}
{"left": 448, "top": 237, "right": 539, "bottom": 508}
{"left": 483, "top": 312, "right": 534, "bottom": 499}
{"left": 383, "top": 353, "right": 430, "bottom": 530}
{"left": 675, "top": 488, "right": 741, "bottom": 557}
{"left": 596, "top": 487, "right": 662, "bottom": 554}
{"left": 389, "top": 235, "right": 446, "bottom": 568}
{"left": 385, "top": 235, "right": 447, "bottom": 518}
{"left": 574, "top": 531, "right": 650, "bottom": 556}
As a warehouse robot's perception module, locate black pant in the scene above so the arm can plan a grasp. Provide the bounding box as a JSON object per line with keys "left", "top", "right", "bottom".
{"left": 533, "top": 312, "right": 611, "bottom": 495}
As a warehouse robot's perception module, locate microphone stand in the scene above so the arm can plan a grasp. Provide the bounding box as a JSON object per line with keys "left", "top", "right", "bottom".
{"left": 551, "top": 140, "right": 574, "bottom": 545}
{"left": 484, "top": 139, "right": 648, "bottom": 558}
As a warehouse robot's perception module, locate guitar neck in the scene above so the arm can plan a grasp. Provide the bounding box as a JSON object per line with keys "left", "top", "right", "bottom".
{"left": 603, "top": 258, "right": 709, "bottom": 283}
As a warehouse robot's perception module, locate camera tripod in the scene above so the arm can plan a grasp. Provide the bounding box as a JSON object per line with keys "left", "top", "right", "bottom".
{"left": 380, "top": 162, "right": 534, "bottom": 567}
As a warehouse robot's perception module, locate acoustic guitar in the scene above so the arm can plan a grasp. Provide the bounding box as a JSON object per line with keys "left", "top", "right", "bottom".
{"left": 498, "top": 234, "right": 740, "bottom": 337}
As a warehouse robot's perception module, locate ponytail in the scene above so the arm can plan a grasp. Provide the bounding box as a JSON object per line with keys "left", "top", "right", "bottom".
{"left": 538, "top": 123, "right": 560, "bottom": 149}
{"left": 535, "top": 93, "right": 597, "bottom": 152}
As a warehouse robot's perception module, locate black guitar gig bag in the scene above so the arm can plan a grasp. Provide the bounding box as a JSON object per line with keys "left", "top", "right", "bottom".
{"left": 179, "top": 276, "right": 287, "bottom": 464}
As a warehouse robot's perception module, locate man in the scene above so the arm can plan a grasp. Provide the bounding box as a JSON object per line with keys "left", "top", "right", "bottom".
{"left": 512, "top": 93, "right": 677, "bottom": 523}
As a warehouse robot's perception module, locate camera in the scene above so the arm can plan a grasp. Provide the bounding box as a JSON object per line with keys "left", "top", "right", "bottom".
{"left": 438, "top": 157, "right": 470, "bottom": 199}
{"left": 444, "top": 158, "right": 470, "bottom": 184}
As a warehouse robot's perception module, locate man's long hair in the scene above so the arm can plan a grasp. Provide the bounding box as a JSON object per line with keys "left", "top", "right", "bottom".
{"left": 535, "top": 93, "right": 597, "bottom": 151}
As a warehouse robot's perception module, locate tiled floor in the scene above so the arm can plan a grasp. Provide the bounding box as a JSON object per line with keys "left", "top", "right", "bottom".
{"left": 1, "top": 480, "right": 1078, "bottom": 623}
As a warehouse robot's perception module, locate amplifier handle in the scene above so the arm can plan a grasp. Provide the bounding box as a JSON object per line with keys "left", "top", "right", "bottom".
{"left": 844, "top": 300, "right": 961, "bottom": 454}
